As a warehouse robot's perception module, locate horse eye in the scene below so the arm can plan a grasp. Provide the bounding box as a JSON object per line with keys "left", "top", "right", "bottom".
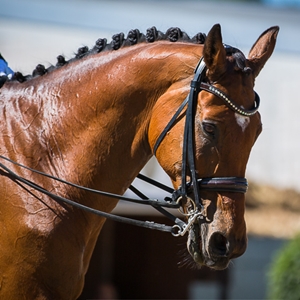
{"left": 202, "top": 122, "right": 216, "bottom": 136}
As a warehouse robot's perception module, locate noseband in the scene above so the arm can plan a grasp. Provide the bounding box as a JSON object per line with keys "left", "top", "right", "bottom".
{"left": 153, "top": 47, "right": 260, "bottom": 217}
{"left": 0, "top": 45, "right": 260, "bottom": 237}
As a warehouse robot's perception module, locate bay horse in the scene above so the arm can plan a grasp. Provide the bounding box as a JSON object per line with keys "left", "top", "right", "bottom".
{"left": 0, "top": 24, "right": 278, "bottom": 299}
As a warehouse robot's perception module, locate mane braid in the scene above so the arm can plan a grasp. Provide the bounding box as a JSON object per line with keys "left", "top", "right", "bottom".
{"left": 9, "top": 27, "right": 206, "bottom": 84}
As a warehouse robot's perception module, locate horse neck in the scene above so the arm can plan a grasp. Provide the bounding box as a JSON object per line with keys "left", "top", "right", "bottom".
{"left": 0, "top": 43, "right": 202, "bottom": 294}
{"left": 2, "top": 42, "right": 201, "bottom": 202}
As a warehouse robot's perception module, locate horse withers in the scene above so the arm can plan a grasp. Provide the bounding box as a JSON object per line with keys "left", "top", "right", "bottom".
{"left": 0, "top": 24, "right": 278, "bottom": 299}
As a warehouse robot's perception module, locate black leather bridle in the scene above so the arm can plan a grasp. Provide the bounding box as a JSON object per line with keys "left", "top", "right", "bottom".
{"left": 0, "top": 46, "right": 260, "bottom": 236}
{"left": 153, "top": 53, "right": 259, "bottom": 214}
{"left": 150, "top": 49, "right": 260, "bottom": 234}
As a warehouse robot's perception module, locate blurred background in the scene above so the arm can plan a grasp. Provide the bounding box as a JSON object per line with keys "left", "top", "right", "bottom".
{"left": 1, "top": 0, "right": 300, "bottom": 299}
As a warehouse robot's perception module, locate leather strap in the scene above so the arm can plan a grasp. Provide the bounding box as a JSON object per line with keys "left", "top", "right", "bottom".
{"left": 180, "top": 58, "right": 207, "bottom": 210}
{"left": 0, "top": 160, "right": 177, "bottom": 234}
{"left": 153, "top": 96, "right": 189, "bottom": 155}
{"left": 0, "top": 155, "right": 179, "bottom": 209}
{"left": 197, "top": 177, "right": 248, "bottom": 193}
{"left": 200, "top": 82, "right": 260, "bottom": 116}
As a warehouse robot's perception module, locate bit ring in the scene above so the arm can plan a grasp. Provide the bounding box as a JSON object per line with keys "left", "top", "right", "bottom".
{"left": 176, "top": 196, "right": 197, "bottom": 216}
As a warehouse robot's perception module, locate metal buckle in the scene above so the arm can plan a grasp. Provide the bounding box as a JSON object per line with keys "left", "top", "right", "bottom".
{"left": 171, "top": 210, "right": 203, "bottom": 237}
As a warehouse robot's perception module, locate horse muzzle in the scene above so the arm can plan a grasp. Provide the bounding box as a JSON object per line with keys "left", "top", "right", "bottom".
{"left": 187, "top": 222, "right": 247, "bottom": 270}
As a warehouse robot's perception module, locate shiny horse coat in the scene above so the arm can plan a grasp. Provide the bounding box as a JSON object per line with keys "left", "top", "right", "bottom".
{"left": 0, "top": 24, "right": 278, "bottom": 299}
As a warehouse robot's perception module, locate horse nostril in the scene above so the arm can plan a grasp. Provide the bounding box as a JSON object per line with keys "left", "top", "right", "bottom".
{"left": 209, "top": 232, "right": 229, "bottom": 257}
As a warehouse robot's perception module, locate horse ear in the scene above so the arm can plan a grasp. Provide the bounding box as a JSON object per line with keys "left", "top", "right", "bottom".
{"left": 248, "top": 26, "right": 279, "bottom": 78}
{"left": 203, "top": 24, "right": 227, "bottom": 79}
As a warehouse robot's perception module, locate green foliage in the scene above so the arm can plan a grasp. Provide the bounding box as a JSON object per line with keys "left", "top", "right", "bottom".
{"left": 267, "top": 234, "right": 300, "bottom": 300}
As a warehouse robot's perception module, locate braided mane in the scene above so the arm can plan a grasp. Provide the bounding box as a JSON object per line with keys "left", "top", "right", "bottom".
{"left": 11, "top": 27, "right": 206, "bottom": 83}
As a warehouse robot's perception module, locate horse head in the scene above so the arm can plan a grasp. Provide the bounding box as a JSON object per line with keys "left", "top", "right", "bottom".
{"left": 149, "top": 24, "right": 279, "bottom": 269}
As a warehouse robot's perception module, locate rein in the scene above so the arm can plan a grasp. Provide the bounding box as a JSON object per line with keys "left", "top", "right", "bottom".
{"left": 0, "top": 46, "right": 259, "bottom": 237}
{"left": 0, "top": 155, "right": 184, "bottom": 234}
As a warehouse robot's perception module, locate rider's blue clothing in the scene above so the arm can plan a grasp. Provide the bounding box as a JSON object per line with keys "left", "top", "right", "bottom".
{"left": 0, "top": 55, "right": 14, "bottom": 79}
